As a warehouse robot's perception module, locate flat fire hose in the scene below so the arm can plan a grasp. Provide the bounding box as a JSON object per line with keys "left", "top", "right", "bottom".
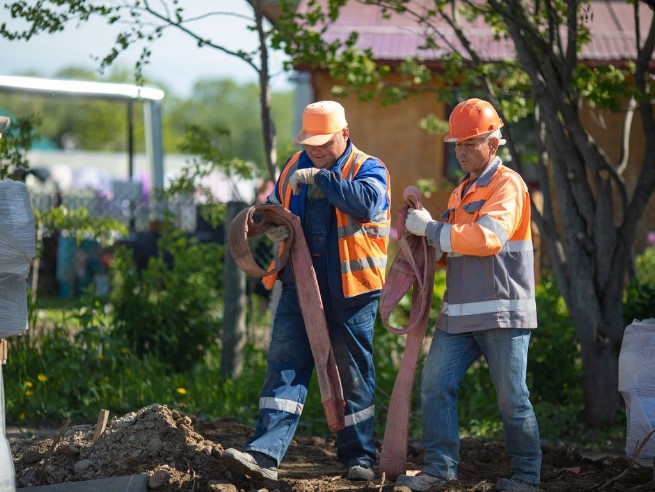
{"left": 379, "top": 187, "right": 436, "bottom": 480}
{"left": 227, "top": 203, "right": 346, "bottom": 432}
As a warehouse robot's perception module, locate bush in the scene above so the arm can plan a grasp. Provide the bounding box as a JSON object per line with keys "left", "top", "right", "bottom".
{"left": 5, "top": 293, "right": 268, "bottom": 428}
{"left": 624, "top": 246, "right": 655, "bottom": 325}
{"left": 110, "top": 226, "right": 224, "bottom": 372}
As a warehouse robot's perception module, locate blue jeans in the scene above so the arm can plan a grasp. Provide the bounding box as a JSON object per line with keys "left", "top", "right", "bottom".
{"left": 244, "top": 289, "right": 377, "bottom": 468}
{"left": 421, "top": 328, "right": 541, "bottom": 484}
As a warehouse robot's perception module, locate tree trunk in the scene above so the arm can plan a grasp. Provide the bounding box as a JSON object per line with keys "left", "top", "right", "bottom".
{"left": 578, "top": 330, "right": 622, "bottom": 427}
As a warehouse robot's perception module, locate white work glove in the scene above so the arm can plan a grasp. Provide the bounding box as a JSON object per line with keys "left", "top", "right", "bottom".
{"left": 405, "top": 207, "right": 433, "bottom": 237}
{"left": 289, "top": 168, "right": 320, "bottom": 195}
{"left": 265, "top": 225, "right": 289, "bottom": 243}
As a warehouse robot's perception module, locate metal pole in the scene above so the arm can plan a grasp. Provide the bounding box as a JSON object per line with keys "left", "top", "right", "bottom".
{"left": 221, "top": 201, "right": 248, "bottom": 379}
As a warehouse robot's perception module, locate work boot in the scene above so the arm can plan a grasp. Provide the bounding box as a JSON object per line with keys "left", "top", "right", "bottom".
{"left": 495, "top": 477, "right": 539, "bottom": 491}
{"left": 395, "top": 472, "right": 447, "bottom": 491}
{"left": 347, "top": 465, "right": 375, "bottom": 481}
{"left": 221, "top": 448, "right": 278, "bottom": 480}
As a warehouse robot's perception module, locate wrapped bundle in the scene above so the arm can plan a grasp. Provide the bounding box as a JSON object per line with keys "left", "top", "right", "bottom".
{"left": 619, "top": 319, "right": 655, "bottom": 460}
{"left": 0, "top": 180, "right": 36, "bottom": 337}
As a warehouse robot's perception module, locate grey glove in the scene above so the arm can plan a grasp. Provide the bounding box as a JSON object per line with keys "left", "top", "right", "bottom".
{"left": 289, "top": 168, "right": 320, "bottom": 195}
{"left": 406, "top": 207, "right": 433, "bottom": 236}
{"left": 265, "top": 225, "right": 289, "bottom": 243}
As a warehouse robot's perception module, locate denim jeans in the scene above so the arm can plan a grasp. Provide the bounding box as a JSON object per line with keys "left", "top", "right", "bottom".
{"left": 244, "top": 289, "right": 377, "bottom": 468}
{"left": 421, "top": 328, "right": 541, "bottom": 484}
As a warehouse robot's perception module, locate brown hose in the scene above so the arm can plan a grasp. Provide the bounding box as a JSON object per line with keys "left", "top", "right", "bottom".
{"left": 227, "top": 203, "right": 345, "bottom": 432}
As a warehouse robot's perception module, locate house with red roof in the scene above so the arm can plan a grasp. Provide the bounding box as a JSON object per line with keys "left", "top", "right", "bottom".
{"left": 265, "top": 0, "right": 655, "bottom": 256}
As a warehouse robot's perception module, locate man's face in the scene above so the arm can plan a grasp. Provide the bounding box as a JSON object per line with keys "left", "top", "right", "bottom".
{"left": 455, "top": 136, "right": 497, "bottom": 178}
{"left": 303, "top": 128, "right": 349, "bottom": 169}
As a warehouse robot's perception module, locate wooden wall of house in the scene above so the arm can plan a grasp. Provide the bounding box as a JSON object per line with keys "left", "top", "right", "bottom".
{"left": 310, "top": 72, "right": 452, "bottom": 217}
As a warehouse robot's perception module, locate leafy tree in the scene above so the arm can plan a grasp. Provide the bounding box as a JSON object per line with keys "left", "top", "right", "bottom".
{"left": 1, "top": 0, "right": 285, "bottom": 183}
{"left": 165, "top": 79, "right": 294, "bottom": 165}
{"left": 0, "top": 116, "right": 37, "bottom": 179}
{"left": 275, "top": 0, "right": 655, "bottom": 427}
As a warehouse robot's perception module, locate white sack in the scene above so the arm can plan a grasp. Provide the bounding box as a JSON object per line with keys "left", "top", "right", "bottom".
{"left": 0, "top": 364, "right": 16, "bottom": 492}
{"left": 0, "top": 274, "right": 28, "bottom": 338}
{"left": 0, "top": 179, "right": 36, "bottom": 278}
{"left": 618, "top": 318, "right": 655, "bottom": 459}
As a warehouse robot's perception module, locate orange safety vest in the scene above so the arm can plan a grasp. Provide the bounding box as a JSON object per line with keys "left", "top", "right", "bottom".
{"left": 263, "top": 146, "right": 391, "bottom": 298}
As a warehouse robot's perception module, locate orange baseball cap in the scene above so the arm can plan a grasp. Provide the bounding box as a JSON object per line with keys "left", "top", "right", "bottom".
{"left": 294, "top": 101, "right": 348, "bottom": 146}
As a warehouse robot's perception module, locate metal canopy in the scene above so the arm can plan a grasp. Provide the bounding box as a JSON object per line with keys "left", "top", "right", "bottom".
{"left": 0, "top": 75, "right": 165, "bottom": 191}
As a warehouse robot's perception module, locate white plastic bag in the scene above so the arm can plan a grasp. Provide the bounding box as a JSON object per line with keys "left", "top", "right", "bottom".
{"left": 619, "top": 318, "right": 655, "bottom": 459}
{"left": 0, "top": 274, "right": 29, "bottom": 338}
{"left": 0, "top": 179, "right": 36, "bottom": 277}
{"left": 0, "top": 179, "right": 36, "bottom": 339}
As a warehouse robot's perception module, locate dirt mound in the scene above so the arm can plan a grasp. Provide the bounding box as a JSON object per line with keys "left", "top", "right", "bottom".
{"left": 10, "top": 404, "right": 654, "bottom": 491}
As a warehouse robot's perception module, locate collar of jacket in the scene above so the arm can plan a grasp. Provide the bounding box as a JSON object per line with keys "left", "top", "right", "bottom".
{"left": 458, "top": 155, "right": 503, "bottom": 187}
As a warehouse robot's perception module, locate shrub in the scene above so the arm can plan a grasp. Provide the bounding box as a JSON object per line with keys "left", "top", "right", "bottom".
{"left": 110, "top": 226, "right": 224, "bottom": 372}
{"left": 624, "top": 246, "right": 655, "bottom": 325}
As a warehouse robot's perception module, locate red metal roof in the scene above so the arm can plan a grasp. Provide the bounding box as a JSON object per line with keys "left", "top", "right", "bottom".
{"left": 296, "top": 0, "right": 654, "bottom": 65}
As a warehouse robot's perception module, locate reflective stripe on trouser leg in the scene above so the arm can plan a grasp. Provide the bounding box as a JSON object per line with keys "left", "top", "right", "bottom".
{"left": 244, "top": 290, "right": 314, "bottom": 465}
{"left": 330, "top": 300, "right": 378, "bottom": 468}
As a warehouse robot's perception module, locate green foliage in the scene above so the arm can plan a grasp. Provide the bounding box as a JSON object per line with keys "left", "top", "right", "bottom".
{"left": 0, "top": 115, "right": 38, "bottom": 179}
{"left": 624, "top": 246, "right": 655, "bottom": 325}
{"left": 165, "top": 79, "right": 294, "bottom": 172}
{"left": 36, "top": 206, "right": 128, "bottom": 247}
{"left": 5, "top": 296, "right": 267, "bottom": 427}
{"left": 110, "top": 226, "right": 224, "bottom": 372}
{"left": 529, "top": 272, "right": 582, "bottom": 405}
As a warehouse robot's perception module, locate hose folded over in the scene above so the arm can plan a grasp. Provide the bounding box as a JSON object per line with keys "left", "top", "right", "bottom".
{"left": 227, "top": 203, "right": 345, "bottom": 432}
{"left": 379, "top": 187, "right": 437, "bottom": 479}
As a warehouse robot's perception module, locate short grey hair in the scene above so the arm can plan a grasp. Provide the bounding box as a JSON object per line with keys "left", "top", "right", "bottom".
{"left": 486, "top": 129, "right": 506, "bottom": 146}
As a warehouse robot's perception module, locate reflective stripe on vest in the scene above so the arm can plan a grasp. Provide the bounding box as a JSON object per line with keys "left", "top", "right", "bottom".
{"left": 263, "top": 147, "right": 391, "bottom": 297}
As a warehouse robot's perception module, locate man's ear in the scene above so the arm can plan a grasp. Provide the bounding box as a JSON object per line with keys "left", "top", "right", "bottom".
{"left": 488, "top": 136, "right": 499, "bottom": 154}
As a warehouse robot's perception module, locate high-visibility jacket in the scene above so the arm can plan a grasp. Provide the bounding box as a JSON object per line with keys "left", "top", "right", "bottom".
{"left": 265, "top": 144, "right": 391, "bottom": 299}
{"left": 425, "top": 156, "right": 537, "bottom": 333}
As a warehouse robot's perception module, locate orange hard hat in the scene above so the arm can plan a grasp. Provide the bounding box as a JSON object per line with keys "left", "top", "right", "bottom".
{"left": 444, "top": 98, "right": 504, "bottom": 142}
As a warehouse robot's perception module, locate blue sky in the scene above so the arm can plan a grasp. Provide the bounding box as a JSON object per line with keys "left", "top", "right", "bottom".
{"left": 0, "top": 1, "right": 292, "bottom": 98}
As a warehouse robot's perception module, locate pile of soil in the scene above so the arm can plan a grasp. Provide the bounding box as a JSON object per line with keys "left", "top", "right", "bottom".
{"left": 10, "top": 404, "right": 654, "bottom": 491}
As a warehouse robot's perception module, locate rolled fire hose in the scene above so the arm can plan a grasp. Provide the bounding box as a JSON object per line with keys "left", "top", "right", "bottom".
{"left": 379, "top": 186, "right": 436, "bottom": 479}
{"left": 227, "top": 203, "right": 345, "bottom": 432}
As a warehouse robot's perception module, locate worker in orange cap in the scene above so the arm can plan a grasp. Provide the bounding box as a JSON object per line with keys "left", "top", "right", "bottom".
{"left": 396, "top": 98, "right": 541, "bottom": 492}
{"left": 222, "top": 101, "right": 391, "bottom": 482}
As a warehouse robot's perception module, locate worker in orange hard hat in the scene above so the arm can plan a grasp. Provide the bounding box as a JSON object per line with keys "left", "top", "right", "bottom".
{"left": 396, "top": 98, "right": 542, "bottom": 492}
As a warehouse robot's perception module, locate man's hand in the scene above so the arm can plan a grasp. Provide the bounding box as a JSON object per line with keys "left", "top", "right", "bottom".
{"left": 289, "top": 168, "right": 320, "bottom": 195}
{"left": 265, "top": 225, "right": 289, "bottom": 243}
{"left": 406, "top": 208, "right": 433, "bottom": 236}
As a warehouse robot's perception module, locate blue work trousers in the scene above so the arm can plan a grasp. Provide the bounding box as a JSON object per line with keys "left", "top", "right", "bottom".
{"left": 421, "top": 328, "right": 542, "bottom": 485}
{"left": 244, "top": 289, "right": 378, "bottom": 468}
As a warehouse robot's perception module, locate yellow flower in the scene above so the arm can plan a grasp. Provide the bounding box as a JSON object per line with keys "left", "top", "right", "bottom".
{"left": 37, "top": 373, "right": 48, "bottom": 382}
{"left": 25, "top": 381, "right": 33, "bottom": 388}
{"left": 176, "top": 387, "right": 187, "bottom": 395}
{"left": 19, "top": 413, "right": 26, "bottom": 421}
{"left": 24, "top": 390, "right": 33, "bottom": 397}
